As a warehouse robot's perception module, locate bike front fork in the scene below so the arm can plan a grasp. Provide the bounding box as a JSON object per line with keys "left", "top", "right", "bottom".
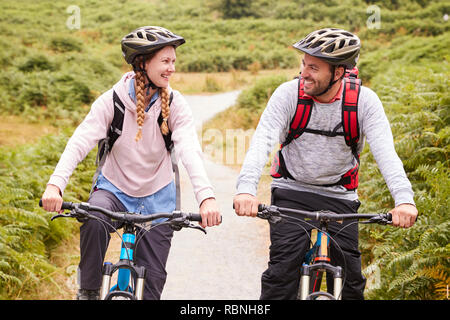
{"left": 100, "top": 261, "right": 147, "bottom": 300}
{"left": 298, "top": 263, "right": 343, "bottom": 300}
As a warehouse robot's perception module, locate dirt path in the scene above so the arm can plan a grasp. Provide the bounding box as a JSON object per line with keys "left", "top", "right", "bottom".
{"left": 162, "top": 91, "right": 270, "bottom": 300}
{"left": 162, "top": 159, "right": 270, "bottom": 300}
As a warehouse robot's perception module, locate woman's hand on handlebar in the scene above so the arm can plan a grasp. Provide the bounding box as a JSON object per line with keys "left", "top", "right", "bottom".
{"left": 41, "top": 184, "right": 63, "bottom": 213}
{"left": 199, "top": 197, "right": 221, "bottom": 228}
{"left": 233, "top": 193, "right": 259, "bottom": 217}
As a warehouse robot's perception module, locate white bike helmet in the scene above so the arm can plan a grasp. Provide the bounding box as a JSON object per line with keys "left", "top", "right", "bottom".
{"left": 293, "top": 28, "right": 360, "bottom": 69}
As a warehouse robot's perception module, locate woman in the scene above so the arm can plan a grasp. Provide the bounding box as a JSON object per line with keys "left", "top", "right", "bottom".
{"left": 41, "top": 26, "right": 221, "bottom": 300}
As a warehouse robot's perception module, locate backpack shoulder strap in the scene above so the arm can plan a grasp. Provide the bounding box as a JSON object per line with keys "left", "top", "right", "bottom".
{"left": 91, "top": 90, "right": 126, "bottom": 194}
{"left": 341, "top": 76, "right": 361, "bottom": 152}
{"left": 157, "top": 91, "right": 174, "bottom": 151}
{"left": 282, "top": 77, "right": 314, "bottom": 148}
{"left": 96, "top": 90, "right": 126, "bottom": 163}
{"left": 109, "top": 90, "right": 126, "bottom": 147}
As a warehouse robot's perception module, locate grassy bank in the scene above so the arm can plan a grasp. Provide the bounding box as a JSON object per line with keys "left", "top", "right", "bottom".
{"left": 0, "top": 129, "right": 94, "bottom": 299}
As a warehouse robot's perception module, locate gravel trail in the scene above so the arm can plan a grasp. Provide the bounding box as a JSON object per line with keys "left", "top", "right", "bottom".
{"left": 161, "top": 91, "right": 270, "bottom": 300}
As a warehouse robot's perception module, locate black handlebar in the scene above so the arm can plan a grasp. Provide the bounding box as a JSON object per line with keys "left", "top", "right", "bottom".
{"left": 39, "top": 199, "right": 203, "bottom": 224}
{"left": 257, "top": 204, "right": 392, "bottom": 225}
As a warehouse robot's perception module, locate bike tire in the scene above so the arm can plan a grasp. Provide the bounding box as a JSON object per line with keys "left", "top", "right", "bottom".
{"left": 306, "top": 291, "right": 336, "bottom": 300}
{"left": 104, "top": 291, "right": 136, "bottom": 300}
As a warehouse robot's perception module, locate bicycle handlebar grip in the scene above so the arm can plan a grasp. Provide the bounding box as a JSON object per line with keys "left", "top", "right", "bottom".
{"left": 39, "top": 199, "right": 74, "bottom": 210}
{"left": 189, "top": 213, "right": 203, "bottom": 222}
{"left": 188, "top": 213, "right": 223, "bottom": 223}
{"left": 61, "top": 202, "right": 74, "bottom": 210}
{"left": 258, "top": 204, "right": 266, "bottom": 212}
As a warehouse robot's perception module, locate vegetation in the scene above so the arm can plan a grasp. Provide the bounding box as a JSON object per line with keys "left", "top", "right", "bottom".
{"left": 1, "top": 0, "right": 448, "bottom": 124}
{"left": 357, "top": 34, "right": 449, "bottom": 299}
{"left": 0, "top": 130, "right": 95, "bottom": 299}
{"left": 0, "top": 0, "right": 448, "bottom": 299}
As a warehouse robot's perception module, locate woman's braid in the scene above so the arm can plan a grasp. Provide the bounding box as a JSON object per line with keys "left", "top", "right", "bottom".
{"left": 134, "top": 70, "right": 146, "bottom": 141}
{"left": 159, "top": 87, "right": 170, "bottom": 136}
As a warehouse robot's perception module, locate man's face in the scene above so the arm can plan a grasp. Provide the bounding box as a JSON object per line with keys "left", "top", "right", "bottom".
{"left": 300, "top": 54, "right": 334, "bottom": 96}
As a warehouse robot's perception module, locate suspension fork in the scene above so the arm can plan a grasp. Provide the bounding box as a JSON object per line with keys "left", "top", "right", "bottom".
{"left": 100, "top": 224, "right": 147, "bottom": 300}
{"left": 299, "top": 223, "right": 343, "bottom": 300}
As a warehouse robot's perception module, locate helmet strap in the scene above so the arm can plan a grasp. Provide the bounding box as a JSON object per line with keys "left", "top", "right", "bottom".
{"left": 133, "top": 57, "right": 159, "bottom": 95}
{"left": 316, "top": 65, "right": 344, "bottom": 97}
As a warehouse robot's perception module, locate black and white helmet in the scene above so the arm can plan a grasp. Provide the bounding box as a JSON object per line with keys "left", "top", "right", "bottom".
{"left": 121, "top": 26, "right": 185, "bottom": 65}
{"left": 293, "top": 28, "right": 360, "bottom": 69}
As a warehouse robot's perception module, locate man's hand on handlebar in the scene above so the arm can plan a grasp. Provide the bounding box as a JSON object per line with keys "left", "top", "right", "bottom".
{"left": 233, "top": 193, "right": 259, "bottom": 217}
{"left": 390, "top": 203, "right": 418, "bottom": 228}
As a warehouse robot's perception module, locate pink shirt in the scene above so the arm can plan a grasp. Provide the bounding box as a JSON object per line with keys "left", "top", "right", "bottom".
{"left": 48, "top": 72, "right": 215, "bottom": 205}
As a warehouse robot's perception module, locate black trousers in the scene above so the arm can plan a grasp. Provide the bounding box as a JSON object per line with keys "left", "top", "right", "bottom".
{"left": 78, "top": 189, "right": 174, "bottom": 300}
{"left": 260, "top": 188, "right": 366, "bottom": 300}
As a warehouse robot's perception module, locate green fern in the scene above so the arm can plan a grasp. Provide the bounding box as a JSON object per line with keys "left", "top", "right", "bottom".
{"left": 0, "top": 129, "right": 96, "bottom": 299}
{"left": 359, "top": 40, "right": 449, "bottom": 299}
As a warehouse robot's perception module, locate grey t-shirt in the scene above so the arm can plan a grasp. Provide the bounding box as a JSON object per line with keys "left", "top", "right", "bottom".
{"left": 236, "top": 79, "right": 415, "bottom": 207}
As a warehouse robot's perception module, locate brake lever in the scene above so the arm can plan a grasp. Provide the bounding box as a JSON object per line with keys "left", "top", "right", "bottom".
{"left": 51, "top": 208, "right": 90, "bottom": 223}
{"left": 367, "top": 213, "right": 392, "bottom": 225}
{"left": 257, "top": 205, "right": 282, "bottom": 224}
{"left": 268, "top": 215, "right": 282, "bottom": 224}
{"left": 51, "top": 213, "right": 72, "bottom": 221}
{"left": 187, "top": 223, "right": 207, "bottom": 234}
{"left": 169, "top": 218, "right": 207, "bottom": 234}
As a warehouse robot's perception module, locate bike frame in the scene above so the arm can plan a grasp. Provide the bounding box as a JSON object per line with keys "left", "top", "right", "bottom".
{"left": 100, "top": 224, "right": 147, "bottom": 300}
{"left": 298, "top": 222, "right": 343, "bottom": 300}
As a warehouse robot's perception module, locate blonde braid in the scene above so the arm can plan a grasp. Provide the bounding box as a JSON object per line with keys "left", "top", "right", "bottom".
{"left": 135, "top": 71, "right": 146, "bottom": 141}
{"left": 159, "top": 87, "right": 170, "bottom": 136}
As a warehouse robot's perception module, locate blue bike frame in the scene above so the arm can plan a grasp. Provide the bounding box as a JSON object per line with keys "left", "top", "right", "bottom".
{"left": 114, "top": 232, "right": 135, "bottom": 292}
{"left": 100, "top": 226, "right": 147, "bottom": 300}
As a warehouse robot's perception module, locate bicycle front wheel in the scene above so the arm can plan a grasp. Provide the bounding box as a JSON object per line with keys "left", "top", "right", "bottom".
{"left": 306, "top": 291, "right": 336, "bottom": 300}
{"left": 104, "top": 291, "right": 136, "bottom": 300}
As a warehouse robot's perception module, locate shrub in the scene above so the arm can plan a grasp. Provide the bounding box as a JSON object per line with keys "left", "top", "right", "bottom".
{"left": 49, "top": 36, "right": 83, "bottom": 53}
{"left": 359, "top": 61, "right": 449, "bottom": 300}
{"left": 18, "top": 55, "right": 55, "bottom": 73}
{"left": 237, "top": 74, "right": 288, "bottom": 113}
{"left": 214, "top": 0, "right": 258, "bottom": 19}
{"left": 203, "top": 76, "right": 223, "bottom": 92}
{"left": 0, "top": 130, "right": 96, "bottom": 299}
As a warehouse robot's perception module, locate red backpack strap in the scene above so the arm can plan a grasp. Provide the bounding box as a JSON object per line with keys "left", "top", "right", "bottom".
{"left": 282, "top": 77, "right": 314, "bottom": 147}
{"left": 341, "top": 76, "right": 361, "bottom": 150}
{"left": 345, "top": 66, "right": 359, "bottom": 78}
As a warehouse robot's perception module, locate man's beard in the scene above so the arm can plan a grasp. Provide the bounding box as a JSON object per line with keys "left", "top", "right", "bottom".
{"left": 303, "top": 77, "right": 330, "bottom": 96}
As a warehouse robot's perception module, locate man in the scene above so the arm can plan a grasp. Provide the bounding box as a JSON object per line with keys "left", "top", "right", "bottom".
{"left": 233, "top": 28, "right": 418, "bottom": 300}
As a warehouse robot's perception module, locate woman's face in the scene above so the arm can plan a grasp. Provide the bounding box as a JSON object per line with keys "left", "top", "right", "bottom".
{"left": 145, "top": 46, "right": 176, "bottom": 88}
